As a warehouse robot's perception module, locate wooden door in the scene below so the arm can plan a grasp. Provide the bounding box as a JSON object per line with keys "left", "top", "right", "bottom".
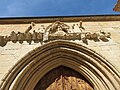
{"left": 34, "top": 66, "right": 94, "bottom": 90}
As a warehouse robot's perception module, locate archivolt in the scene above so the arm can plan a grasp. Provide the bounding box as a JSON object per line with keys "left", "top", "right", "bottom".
{"left": 0, "top": 40, "right": 120, "bottom": 90}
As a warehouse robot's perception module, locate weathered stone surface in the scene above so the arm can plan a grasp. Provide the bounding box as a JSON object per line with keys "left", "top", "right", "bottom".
{"left": 0, "top": 16, "right": 120, "bottom": 90}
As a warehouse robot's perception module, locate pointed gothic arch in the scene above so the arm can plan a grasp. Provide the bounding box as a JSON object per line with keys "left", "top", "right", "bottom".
{"left": 0, "top": 40, "right": 120, "bottom": 90}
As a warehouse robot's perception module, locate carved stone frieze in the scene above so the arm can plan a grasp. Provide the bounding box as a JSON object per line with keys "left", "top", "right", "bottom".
{"left": 0, "top": 21, "right": 111, "bottom": 47}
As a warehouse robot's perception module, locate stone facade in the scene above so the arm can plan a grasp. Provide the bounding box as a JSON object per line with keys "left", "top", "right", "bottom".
{"left": 0, "top": 15, "right": 120, "bottom": 90}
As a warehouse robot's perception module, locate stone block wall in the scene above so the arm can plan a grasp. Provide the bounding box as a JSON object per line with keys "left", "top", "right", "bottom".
{"left": 0, "top": 18, "right": 120, "bottom": 85}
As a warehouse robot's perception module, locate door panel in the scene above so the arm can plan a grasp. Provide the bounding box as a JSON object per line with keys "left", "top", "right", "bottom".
{"left": 34, "top": 66, "right": 93, "bottom": 90}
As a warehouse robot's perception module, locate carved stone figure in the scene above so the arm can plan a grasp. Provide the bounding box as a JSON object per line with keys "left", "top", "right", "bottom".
{"left": 32, "top": 30, "right": 39, "bottom": 43}
{"left": 99, "top": 34, "right": 109, "bottom": 42}
{"left": 79, "top": 21, "right": 83, "bottom": 27}
{"left": 91, "top": 33, "right": 99, "bottom": 41}
{"left": 79, "top": 21, "right": 85, "bottom": 31}
{"left": 25, "top": 25, "right": 32, "bottom": 33}
{"left": 24, "top": 32, "right": 32, "bottom": 44}
{"left": 0, "top": 36, "right": 8, "bottom": 47}
{"left": 85, "top": 32, "right": 99, "bottom": 41}
{"left": 25, "top": 22, "right": 36, "bottom": 33}
{"left": 85, "top": 32, "right": 91, "bottom": 39}
{"left": 99, "top": 30, "right": 110, "bottom": 41}
{"left": 37, "top": 32, "right": 43, "bottom": 41}
{"left": 10, "top": 31, "right": 17, "bottom": 43}
{"left": 105, "top": 32, "right": 111, "bottom": 38}
{"left": 100, "top": 30, "right": 106, "bottom": 35}
{"left": 17, "top": 32, "right": 25, "bottom": 44}
{"left": 31, "top": 22, "right": 35, "bottom": 27}
{"left": 72, "top": 24, "right": 75, "bottom": 29}
{"left": 82, "top": 37, "right": 88, "bottom": 45}
{"left": 45, "top": 21, "right": 70, "bottom": 34}
{"left": 4, "top": 36, "right": 9, "bottom": 41}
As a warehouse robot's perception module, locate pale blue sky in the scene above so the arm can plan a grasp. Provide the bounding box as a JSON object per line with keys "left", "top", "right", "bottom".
{"left": 0, "top": 0, "right": 119, "bottom": 17}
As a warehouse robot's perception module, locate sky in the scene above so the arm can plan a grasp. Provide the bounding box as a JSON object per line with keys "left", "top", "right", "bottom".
{"left": 0, "top": 0, "right": 120, "bottom": 17}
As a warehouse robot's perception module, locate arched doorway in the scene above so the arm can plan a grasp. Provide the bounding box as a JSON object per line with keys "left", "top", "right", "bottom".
{"left": 35, "top": 66, "right": 93, "bottom": 90}
{"left": 0, "top": 40, "right": 120, "bottom": 90}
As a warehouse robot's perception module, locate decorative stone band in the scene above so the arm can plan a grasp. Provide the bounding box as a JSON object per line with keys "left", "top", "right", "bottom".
{"left": 0, "top": 40, "right": 119, "bottom": 90}
{"left": 0, "top": 31, "right": 111, "bottom": 47}
{"left": 0, "top": 21, "right": 111, "bottom": 47}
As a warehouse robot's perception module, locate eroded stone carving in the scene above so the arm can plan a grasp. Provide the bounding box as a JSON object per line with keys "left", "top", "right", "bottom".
{"left": 85, "top": 32, "right": 99, "bottom": 42}
{"left": 79, "top": 21, "right": 85, "bottom": 31}
{"left": 17, "top": 32, "right": 25, "bottom": 44}
{"left": 25, "top": 22, "right": 36, "bottom": 33}
{"left": 24, "top": 32, "right": 32, "bottom": 44}
{"left": 82, "top": 37, "right": 88, "bottom": 45}
{"left": 0, "top": 21, "right": 111, "bottom": 47}
{"left": 0, "top": 36, "right": 7, "bottom": 47}
{"left": 32, "top": 30, "right": 38, "bottom": 43}
{"left": 46, "top": 21, "right": 70, "bottom": 34}
{"left": 10, "top": 31, "right": 18, "bottom": 43}
{"left": 99, "top": 30, "right": 111, "bottom": 42}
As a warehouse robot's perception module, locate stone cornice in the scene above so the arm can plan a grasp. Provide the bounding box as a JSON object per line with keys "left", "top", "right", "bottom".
{"left": 0, "top": 15, "right": 120, "bottom": 24}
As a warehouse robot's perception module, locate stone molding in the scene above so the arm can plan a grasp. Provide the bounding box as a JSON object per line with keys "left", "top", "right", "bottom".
{"left": 0, "top": 15, "right": 120, "bottom": 24}
{"left": 0, "top": 40, "right": 120, "bottom": 90}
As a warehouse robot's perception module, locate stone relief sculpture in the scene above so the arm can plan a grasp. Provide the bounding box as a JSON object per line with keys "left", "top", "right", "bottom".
{"left": 17, "top": 32, "right": 25, "bottom": 44}
{"left": 0, "top": 36, "right": 7, "bottom": 47}
{"left": 9, "top": 31, "right": 18, "bottom": 43}
{"left": 24, "top": 31, "right": 32, "bottom": 44}
{"left": 45, "top": 21, "right": 70, "bottom": 34}
{"left": 85, "top": 32, "right": 99, "bottom": 42}
{"left": 0, "top": 21, "right": 111, "bottom": 47}
{"left": 79, "top": 21, "right": 85, "bottom": 31}
{"left": 25, "top": 22, "right": 36, "bottom": 33}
